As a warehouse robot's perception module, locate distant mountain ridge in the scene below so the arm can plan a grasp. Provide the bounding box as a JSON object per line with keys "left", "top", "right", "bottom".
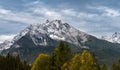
{"left": 101, "top": 32, "right": 120, "bottom": 43}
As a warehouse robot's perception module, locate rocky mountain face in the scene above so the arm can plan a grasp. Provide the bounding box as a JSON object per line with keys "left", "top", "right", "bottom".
{"left": 18, "top": 20, "right": 89, "bottom": 47}
{"left": 0, "top": 20, "right": 89, "bottom": 51}
{"left": 1, "top": 20, "right": 120, "bottom": 66}
{"left": 0, "top": 41, "right": 13, "bottom": 52}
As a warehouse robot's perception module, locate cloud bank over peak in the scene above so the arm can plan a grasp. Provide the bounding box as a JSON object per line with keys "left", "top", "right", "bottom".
{"left": 0, "top": 0, "right": 120, "bottom": 42}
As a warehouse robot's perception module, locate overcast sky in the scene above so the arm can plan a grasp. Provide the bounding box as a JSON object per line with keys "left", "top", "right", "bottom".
{"left": 0, "top": 0, "right": 120, "bottom": 43}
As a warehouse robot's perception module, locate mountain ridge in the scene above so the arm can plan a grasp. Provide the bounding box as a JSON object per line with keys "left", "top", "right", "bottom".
{"left": 101, "top": 32, "right": 120, "bottom": 43}
{"left": 0, "top": 19, "right": 89, "bottom": 51}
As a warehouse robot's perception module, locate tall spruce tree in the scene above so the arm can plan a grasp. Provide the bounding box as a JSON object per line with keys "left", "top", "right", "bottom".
{"left": 51, "top": 41, "right": 72, "bottom": 70}
{"left": 111, "top": 60, "right": 120, "bottom": 70}
{"left": 102, "top": 64, "right": 107, "bottom": 70}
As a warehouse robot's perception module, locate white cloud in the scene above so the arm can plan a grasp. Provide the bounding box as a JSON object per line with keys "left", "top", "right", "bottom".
{"left": 0, "top": 8, "right": 11, "bottom": 14}
{"left": 0, "top": 1, "right": 63, "bottom": 24}
{"left": 61, "top": 9, "right": 97, "bottom": 18}
{"left": 104, "top": 8, "right": 120, "bottom": 17}
{"left": 0, "top": 34, "right": 16, "bottom": 44}
{"left": 0, "top": 9, "right": 45, "bottom": 24}
{"left": 0, "top": 1, "right": 97, "bottom": 26}
{"left": 61, "top": 9, "right": 77, "bottom": 16}
{"left": 33, "top": 8, "right": 62, "bottom": 19}
{"left": 27, "top": 1, "right": 97, "bottom": 22}
{"left": 89, "top": 6, "right": 120, "bottom": 17}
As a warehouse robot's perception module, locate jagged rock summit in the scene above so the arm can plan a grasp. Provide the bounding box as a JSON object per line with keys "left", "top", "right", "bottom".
{"left": 0, "top": 20, "right": 89, "bottom": 51}
{"left": 101, "top": 32, "right": 120, "bottom": 43}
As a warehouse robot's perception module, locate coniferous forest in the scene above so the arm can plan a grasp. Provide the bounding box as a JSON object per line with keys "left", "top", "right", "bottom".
{"left": 0, "top": 54, "right": 30, "bottom": 70}
{"left": 0, "top": 41, "right": 120, "bottom": 70}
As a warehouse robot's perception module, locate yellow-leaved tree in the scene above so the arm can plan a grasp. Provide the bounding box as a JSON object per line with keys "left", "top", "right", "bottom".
{"left": 31, "top": 54, "right": 50, "bottom": 70}
{"left": 80, "top": 50, "right": 100, "bottom": 70}
{"left": 62, "top": 50, "right": 100, "bottom": 70}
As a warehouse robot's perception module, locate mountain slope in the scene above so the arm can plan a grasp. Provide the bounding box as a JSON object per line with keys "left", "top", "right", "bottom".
{"left": 1, "top": 20, "right": 120, "bottom": 66}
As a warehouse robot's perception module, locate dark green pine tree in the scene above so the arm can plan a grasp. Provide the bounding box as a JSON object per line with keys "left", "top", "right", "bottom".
{"left": 51, "top": 41, "right": 72, "bottom": 70}
{"left": 101, "top": 64, "right": 107, "bottom": 70}
{"left": 111, "top": 60, "right": 120, "bottom": 70}
{"left": 0, "top": 54, "right": 30, "bottom": 70}
{"left": 0, "top": 55, "right": 5, "bottom": 70}
{"left": 111, "top": 64, "right": 118, "bottom": 70}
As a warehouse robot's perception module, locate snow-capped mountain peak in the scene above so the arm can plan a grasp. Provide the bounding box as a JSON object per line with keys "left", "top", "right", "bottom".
{"left": 25, "top": 19, "right": 89, "bottom": 46}
{"left": 101, "top": 32, "right": 120, "bottom": 43}
{"left": 0, "top": 19, "right": 89, "bottom": 51}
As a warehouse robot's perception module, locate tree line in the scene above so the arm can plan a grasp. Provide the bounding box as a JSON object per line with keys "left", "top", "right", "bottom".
{"left": 0, "top": 41, "right": 120, "bottom": 70}
{"left": 0, "top": 53, "right": 30, "bottom": 70}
